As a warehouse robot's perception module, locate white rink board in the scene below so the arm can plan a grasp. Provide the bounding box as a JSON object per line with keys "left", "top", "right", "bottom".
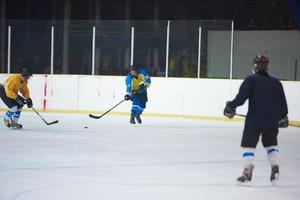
{"left": 0, "top": 74, "right": 299, "bottom": 120}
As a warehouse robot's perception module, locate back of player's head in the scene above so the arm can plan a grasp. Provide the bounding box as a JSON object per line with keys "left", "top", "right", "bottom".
{"left": 20, "top": 66, "right": 33, "bottom": 79}
{"left": 130, "top": 64, "right": 139, "bottom": 72}
{"left": 252, "top": 54, "right": 269, "bottom": 73}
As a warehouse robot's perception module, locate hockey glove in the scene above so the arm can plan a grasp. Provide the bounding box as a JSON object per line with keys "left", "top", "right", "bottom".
{"left": 26, "top": 98, "right": 33, "bottom": 108}
{"left": 278, "top": 116, "right": 289, "bottom": 128}
{"left": 16, "top": 95, "right": 26, "bottom": 106}
{"left": 224, "top": 101, "right": 236, "bottom": 119}
{"left": 124, "top": 94, "right": 131, "bottom": 101}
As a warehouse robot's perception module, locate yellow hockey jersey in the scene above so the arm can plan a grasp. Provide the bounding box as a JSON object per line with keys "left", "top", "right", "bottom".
{"left": 126, "top": 74, "right": 148, "bottom": 93}
{"left": 2, "top": 74, "right": 30, "bottom": 100}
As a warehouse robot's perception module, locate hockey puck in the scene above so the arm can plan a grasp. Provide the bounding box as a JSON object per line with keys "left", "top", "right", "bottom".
{"left": 84, "top": 126, "right": 88, "bottom": 129}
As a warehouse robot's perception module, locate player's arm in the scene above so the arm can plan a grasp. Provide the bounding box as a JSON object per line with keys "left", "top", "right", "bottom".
{"left": 224, "top": 77, "right": 253, "bottom": 118}
{"left": 124, "top": 75, "right": 132, "bottom": 101}
{"left": 20, "top": 84, "right": 30, "bottom": 100}
{"left": 20, "top": 84, "right": 33, "bottom": 108}
{"left": 144, "top": 71, "right": 151, "bottom": 87}
{"left": 279, "top": 83, "right": 288, "bottom": 117}
{"left": 278, "top": 82, "right": 288, "bottom": 127}
{"left": 230, "top": 77, "right": 253, "bottom": 108}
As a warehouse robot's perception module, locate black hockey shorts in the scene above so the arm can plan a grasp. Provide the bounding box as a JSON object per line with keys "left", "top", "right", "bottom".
{"left": 241, "top": 128, "right": 279, "bottom": 148}
{"left": 0, "top": 84, "right": 24, "bottom": 109}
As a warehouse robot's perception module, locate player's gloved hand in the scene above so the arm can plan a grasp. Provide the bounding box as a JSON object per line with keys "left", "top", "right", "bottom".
{"left": 278, "top": 116, "right": 289, "bottom": 128}
{"left": 124, "top": 94, "right": 131, "bottom": 101}
{"left": 16, "top": 95, "right": 26, "bottom": 106}
{"left": 224, "top": 101, "right": 236, "bottom": 119}
{"left": 26, "top": 98, "right": 33, "bottom": 108}
{"left": 137, "top": 82, "right": 146, "bottom": 94}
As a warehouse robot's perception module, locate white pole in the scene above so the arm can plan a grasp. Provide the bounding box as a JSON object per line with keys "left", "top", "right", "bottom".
{"left": 50, "top": 26, "right": 54, "bottom": 75}
{"left": 92, "top": 26, "right": 96, "bottom": 75}
{"left": 197, "top": 27, "right": 202, "bottom": 78}
{"left": 7, "top": 25, "right": 11, "bottom": 74}
{"left": 130, "top": 27, "right": 134, "bottom": 66}
{"left": 165, "top": 20, "right": 170, "bottom": 78}
{"left": 230, "top": 21, "right": 234, "bottom": 79}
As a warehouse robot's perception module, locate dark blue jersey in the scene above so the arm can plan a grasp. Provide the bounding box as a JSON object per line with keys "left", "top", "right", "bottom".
{"left": 230, "top": 72, "right": 288, "bottom": 129}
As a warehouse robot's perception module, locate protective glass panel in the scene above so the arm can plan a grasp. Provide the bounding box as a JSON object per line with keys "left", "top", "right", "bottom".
{"left": 132, "top": 20, "right": 167, "bottom": 77}
{"left": 8, "top": 20, "right": 51, "bottom": 74}
{"left": 232, "top": 31, "right": 300, "bottom": 81}
{"left": 95, "top": 20, "right": 131, "bottom": 76}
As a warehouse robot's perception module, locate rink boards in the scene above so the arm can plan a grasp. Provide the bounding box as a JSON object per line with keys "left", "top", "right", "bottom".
{"left": 0, "top": 74, "right": 299, "bottom": 122}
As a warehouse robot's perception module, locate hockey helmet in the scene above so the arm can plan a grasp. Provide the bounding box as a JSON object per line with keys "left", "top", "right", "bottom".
{"left": 130, "top": 64, "right": 139, "bottom": 72}
{"left": 20, "top": 66, "right": 33, "bottom": 79}
{"left": 252, "top": 54, "right": 269, "bottom": 73}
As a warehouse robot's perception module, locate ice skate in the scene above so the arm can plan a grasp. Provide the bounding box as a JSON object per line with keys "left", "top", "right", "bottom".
{"left": 270, "top": 165, "right": 279, "bottom": 185}
{"left": 237, "top": 165, "right": 254, "bottom": 185}
{"left": 4, "top": 117, "right": 11, "bottom": 128}
{"left": 10, "top": 121, "right": 23, "bottom": 129}
{"left": 136, "top": 114, "right": 142, "bottom": 124}
{"left": 130, "top": 114, "right": 136, "bottom": 124}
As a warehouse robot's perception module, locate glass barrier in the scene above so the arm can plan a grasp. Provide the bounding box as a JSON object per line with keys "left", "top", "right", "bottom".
{"left": 169, "top": 20, "right": 199, "bottom": 78}
{"left": 131, "top": 20, "right": 167, "bottom": 77}
{"left": 201, "top": 20, "right": 232, "bottom": 79}
{"left": 1, "top": 20, "right": 298, "bottom": 81}
{"left": 0, "top": 20, "right": 6, "bottom": 73}
{"left": 232, "top": 31, "right": 300, "bottom": 81}
{"left": 7, "top": 20, "right": 51, "bottom": 74}
{"left": 95, "top": 21, "right": 131, "bottom": 76}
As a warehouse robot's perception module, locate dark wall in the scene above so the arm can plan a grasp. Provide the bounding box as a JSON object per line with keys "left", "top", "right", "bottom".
{"left": 1, "top": 0, "right": 298, "bottom": 30}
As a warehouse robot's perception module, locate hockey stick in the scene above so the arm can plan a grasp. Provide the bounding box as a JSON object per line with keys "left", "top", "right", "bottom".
{"left": 89, "top": 99, "right": 126, "bottom": 119}
{"left": 236, "top": 113, "right": 300, "bottom": 128}
{"left": 32, "top": 107, "right": 59, "bottom": 125}
{"left": 89, "top": 91, "right": 139, "bottom": 119}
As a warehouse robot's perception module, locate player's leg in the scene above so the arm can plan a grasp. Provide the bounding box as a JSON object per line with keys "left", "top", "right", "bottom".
{"left": 135, "top": 92, "right": 147, "bottom": 124}
{"left": 0, "top": 85, "right": 19, "bottom": 128}
{"left": 237, "top": 128, "right": 261, "bottom": 183}
{"left": 4, "top": 106, "right": 18, "bottom": 127}
{"left": 130, "top": 96, "right": 139, "bottom": 124}
{"left": 262, "top": 129, "right": 279, "bottom": 184}
{"left": 10, "top": 104, "right": 24, "bottom": 129}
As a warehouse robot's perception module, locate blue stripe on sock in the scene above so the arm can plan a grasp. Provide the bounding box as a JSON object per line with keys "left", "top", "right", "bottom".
{"left": 5, "top": 111, "right": 14, "bottom": 118}
{"left": 13, "top": 111, "right": 21, "bottom": 117}
{"left": 243, "top": 152, "right": 254, "bottom": 157}
{"left": 267, "top": 148, "right": 279, "bottom": 154}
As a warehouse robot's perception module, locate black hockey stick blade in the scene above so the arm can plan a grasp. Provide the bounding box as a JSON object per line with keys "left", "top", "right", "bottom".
{"left": 89, "top": 114, "right": 102, "bottom": 119}
{"left": 32, "top": 108, "right": 59, "bottom": 126}
{"left": 89, "top": 99, "right": 126, "bottom": 120}
{"left": 46, "top": 120, "right": 59, "bottom": 125}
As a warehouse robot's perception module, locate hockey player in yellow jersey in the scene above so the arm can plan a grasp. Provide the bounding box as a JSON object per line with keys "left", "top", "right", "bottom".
{"left": 124, "top": 65, "right": 151, "bottom": 124}
{"left": 0, "top": 67, "right": 33, "bottom": 129}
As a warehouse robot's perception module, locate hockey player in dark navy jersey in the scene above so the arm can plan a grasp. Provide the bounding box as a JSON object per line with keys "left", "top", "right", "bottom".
{"left": 224, "top": 54, "right": 288, "bottom": 185}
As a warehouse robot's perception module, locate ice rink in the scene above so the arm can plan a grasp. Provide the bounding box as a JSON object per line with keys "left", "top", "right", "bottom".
{"left": 0, "top": 112, "right": 299, "bottom": 200}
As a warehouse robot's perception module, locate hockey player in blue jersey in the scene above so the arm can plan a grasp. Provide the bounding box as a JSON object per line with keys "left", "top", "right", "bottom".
{"left": 124, "top": 65, "right": 151, "bottom": 124}
{"left": 224, "top": 55, "right": 288, "bottom": 185}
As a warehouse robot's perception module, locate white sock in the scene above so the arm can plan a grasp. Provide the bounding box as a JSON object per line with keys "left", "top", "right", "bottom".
{"left": 5, "top": 106, "right": 18, "bottom": 120}
{"left": 12, "top": 108, "right": 23, "bottom": 123}
{"left": 242, "top": 148, "right": 255, "bottom": 168}
{"left": 265, "top": 146, "right": 279, "bottom": 166}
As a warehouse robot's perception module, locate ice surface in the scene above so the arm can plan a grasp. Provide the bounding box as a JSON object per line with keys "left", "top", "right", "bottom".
{"left": 0, "top": 113, "right": 299, "bottom": 200}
